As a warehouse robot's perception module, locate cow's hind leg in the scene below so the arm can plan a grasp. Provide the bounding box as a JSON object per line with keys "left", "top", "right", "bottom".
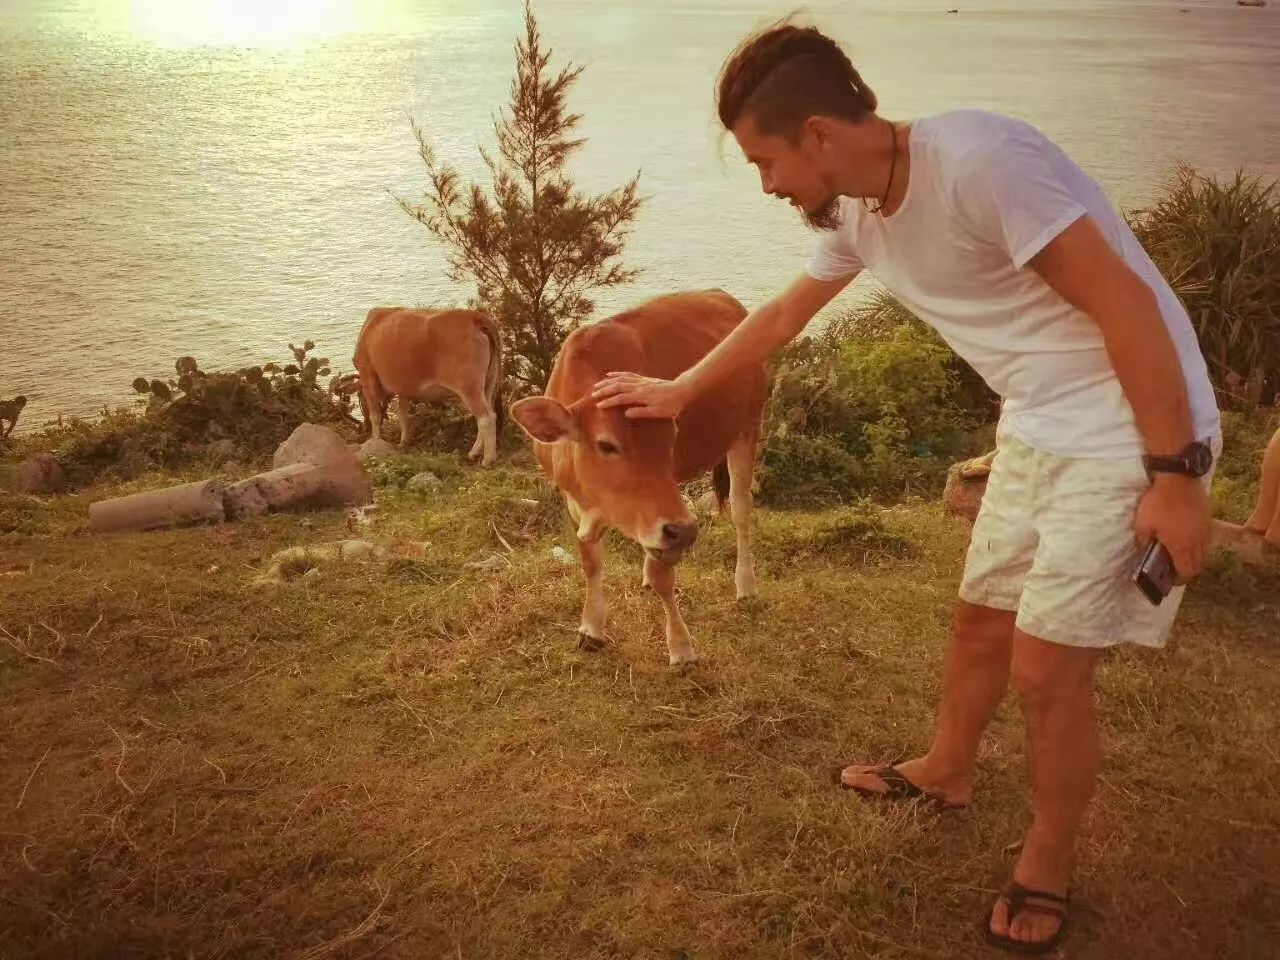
{"left": 359, "top": 374, "right": 388, "bottom": 442}
{"left": 644, "top": 555, "right": 697, "bottom": 666}
{"left": 727, "top": 431, "right": 759, "bottom": 599}
{"left": 458, "top": 385, "right": 498, "bottom": 466}
{"left": 396, "top": 396, "right": 416, "bottom": 450}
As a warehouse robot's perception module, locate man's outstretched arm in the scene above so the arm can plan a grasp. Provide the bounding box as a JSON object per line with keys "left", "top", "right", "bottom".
{"left": 592, "top": 271, "right": 853, "bottom": 419}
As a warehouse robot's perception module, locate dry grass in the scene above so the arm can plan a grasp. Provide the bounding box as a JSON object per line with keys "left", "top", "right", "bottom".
{"left": 1, "top": 457, "right": 1278, "bottom": 960}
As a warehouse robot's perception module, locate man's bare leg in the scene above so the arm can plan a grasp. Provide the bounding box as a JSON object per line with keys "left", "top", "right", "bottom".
{"left": 988, "top": 631, "right": 1100, "bottom": 946}
{"left": 841, "top": 600, "right": 1015, "bottom": 805}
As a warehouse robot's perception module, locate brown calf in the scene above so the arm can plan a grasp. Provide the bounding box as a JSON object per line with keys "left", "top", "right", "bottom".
{"left": 512, "top": 290, "right": 765, "bottom": 665}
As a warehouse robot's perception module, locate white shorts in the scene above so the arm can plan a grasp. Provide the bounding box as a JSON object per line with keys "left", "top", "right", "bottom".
{"left": 958, "top": 430, "right": 1218, "bottom": 649}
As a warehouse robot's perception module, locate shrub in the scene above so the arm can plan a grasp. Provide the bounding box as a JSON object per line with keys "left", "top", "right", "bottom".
{"left": 758, "top": 300, "right": 996, "bottom": 506}
{"left": 1129, "top": 167, "right": 1280, "bottom": 408}
{"left": 32, "top": 343, "right": 356, "bottom": 486}
{"left": 398, "top": 3, "right": 642, "bottom": 389}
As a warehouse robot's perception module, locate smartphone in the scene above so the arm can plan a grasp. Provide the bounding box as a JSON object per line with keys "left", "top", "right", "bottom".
{"left": 1133, "top": 539, "right": 1178, "bottom": 606}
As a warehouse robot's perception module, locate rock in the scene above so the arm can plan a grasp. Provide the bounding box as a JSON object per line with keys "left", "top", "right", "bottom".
{"left": 274, "top": 423, "right": 360, "bottom": 472}
{"left": 254, "top": 539, "right": 388, "bottom": 586}
{"left": 406, "top": 471, "right": 443, "bottom": 492}
{"left": 14, "top": 454, "right": 65, "bottom": 495}
{"left": 356, "top": 437, "right": 398, "bottom": 461}
{"left": 943, "top": 450, "right": 997, "bottom": 524}
{"left": 268, "top": 423, "right": 371, "bottom": 507}
{"left": 89, "top": 479, "right": 227, "bottom": 533}
{"left": 550, "top": 546, "right": 575, "bottom": 566}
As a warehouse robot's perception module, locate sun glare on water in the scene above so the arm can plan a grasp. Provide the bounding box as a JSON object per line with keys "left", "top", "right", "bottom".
{"left": 127, "top": 0, "right": 362, "bottom": 49}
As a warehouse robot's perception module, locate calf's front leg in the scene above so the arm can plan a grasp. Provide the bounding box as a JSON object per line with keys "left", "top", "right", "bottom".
{"left": 643, "top": 555, "right": 697, "bottom": 666}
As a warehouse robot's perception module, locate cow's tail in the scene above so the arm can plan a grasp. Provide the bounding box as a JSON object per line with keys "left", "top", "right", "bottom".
{"left": 352, "top": 309, "right": 386, "bottom": 437}
{"left": 712, "top": 460, "right": 730, "bottom": 515}
{"left": 477, "top": 313, "right": 504, "bottom": 434}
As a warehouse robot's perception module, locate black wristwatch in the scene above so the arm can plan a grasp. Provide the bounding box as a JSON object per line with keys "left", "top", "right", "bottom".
{"left": 1142, "top": 440, "right": 1213, "bottom": 481}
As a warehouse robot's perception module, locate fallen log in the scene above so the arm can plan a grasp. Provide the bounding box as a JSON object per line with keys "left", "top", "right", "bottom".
{"left": 88, "top": 479, "right": 227, "bottom": 533}
{"left": 1210, "top": 520, "right": 1280, "bottom": 569}
{"left": 89, "top": 424, "right": 372, "bottom": 533}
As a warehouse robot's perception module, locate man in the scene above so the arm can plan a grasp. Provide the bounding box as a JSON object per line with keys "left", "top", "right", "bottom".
{"left": 593, "top": 21, "right": 1221, "bottom": 955}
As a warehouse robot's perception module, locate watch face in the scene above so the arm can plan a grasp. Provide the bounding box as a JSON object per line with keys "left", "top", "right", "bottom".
{"left": 1189, "top": 442, "right": 1213, "bottom": 476}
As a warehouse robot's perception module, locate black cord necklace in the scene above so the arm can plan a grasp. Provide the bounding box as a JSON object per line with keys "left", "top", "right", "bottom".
{"left": 863, "top": 118, "right": 899, "bottom": 214}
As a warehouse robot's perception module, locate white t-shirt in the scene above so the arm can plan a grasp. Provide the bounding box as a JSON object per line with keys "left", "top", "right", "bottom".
{"left": 805, "top": 109, "right": 1220, "bottom": 459}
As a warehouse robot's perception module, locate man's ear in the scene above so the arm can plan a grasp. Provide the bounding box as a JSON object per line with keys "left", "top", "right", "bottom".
{"left": 511, "top": 396, "right": 580, "bottom": 443}
{"left": 804, "top": 115, "right": 835, "bottom": 150}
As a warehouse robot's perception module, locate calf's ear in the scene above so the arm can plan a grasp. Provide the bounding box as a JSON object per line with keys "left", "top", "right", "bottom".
{"left": 511, "top": 397, "right": 580, "bottom": 443}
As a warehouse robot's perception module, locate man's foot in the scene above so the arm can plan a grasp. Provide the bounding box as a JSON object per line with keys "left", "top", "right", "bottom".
{"left": 988, "top": 836, "right": 1072, "bottom": 951}
{"left": 839, "top": 757, "right": 973, "bottom": 809}
{"left": 985, "top": 882, "right": 1069, "bottom": 955}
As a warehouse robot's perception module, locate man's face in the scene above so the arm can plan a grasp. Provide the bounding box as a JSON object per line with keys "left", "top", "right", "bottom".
{"left": 732, "top": 114, "right": 841, "bottom": 230}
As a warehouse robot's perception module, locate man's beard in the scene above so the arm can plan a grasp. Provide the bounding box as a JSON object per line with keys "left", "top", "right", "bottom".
{"left": 801, "top": 195, "right": 842, "bottom": 232}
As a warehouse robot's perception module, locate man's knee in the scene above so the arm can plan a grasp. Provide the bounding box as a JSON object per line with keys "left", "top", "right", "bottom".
{"left": 951, "top": 601, "right": 1016, "bottom": 653}
{"left": 1011, "top": 633, "right": 1097, "bottom": 711}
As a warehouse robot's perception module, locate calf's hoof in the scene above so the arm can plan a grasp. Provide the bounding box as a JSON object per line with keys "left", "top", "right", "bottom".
{"left": 577, "top": 632, "right": 606, "bottom": 653}
{"left": 668, "top": 649, "right": 699, "bottom": 668}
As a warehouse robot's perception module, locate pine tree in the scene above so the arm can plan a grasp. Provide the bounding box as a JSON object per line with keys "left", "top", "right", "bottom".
{"left": 399, "top": 2, "right": 643, "bottom": 389}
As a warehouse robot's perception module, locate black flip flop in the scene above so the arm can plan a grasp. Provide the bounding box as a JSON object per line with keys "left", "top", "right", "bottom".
{"left": 838, "top": 764, "right": 968, "bottom": 811}
{"left": 984, "top": 881, "right": 1070, "bottom": 955}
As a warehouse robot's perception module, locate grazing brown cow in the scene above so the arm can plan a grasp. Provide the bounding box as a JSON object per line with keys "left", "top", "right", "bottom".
{"left": 511, "top": 290, "right": 766, "bottom": 665}
{"left": 353, "top": 308, "right": 502, "bottom": 465}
